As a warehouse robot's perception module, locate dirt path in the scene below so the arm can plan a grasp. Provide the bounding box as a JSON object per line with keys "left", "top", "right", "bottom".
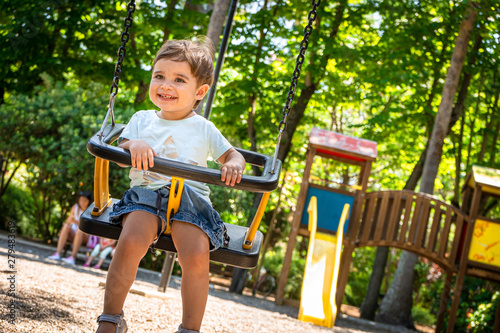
{"left": 0, "top": 234, "right": 426, "bottom": 333}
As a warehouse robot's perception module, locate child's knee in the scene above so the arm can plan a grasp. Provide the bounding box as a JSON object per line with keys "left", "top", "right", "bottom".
{"left": 177, "top": 246, "right": 208, "bottom": 270}
{"left": 117, "top": 232, "right": 151, "bottom": 254}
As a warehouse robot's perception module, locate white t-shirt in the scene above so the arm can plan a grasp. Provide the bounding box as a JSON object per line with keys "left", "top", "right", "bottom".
{"left": 71, "top": 203, "right": 83, "bottom": 232}
{"left": 120, "top": 110, "right": 233, "bottom": 204}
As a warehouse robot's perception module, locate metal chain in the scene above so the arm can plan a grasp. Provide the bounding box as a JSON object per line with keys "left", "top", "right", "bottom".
{"left": 271, "top": 0, "right": 320, "bottom": 171}
{"left": 110, "top": 1, "right": 136, "bottom": 96}
{"left": 100, "top": 0, "right": 136, "bottom": 136}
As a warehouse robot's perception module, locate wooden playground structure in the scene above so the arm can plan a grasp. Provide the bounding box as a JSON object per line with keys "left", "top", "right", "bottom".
{"left": 276, "top": 128, "right": 500, "bottom": 332}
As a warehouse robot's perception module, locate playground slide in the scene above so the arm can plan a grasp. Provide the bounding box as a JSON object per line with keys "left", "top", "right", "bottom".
{"left": 298, "top": 196, "right": 350, "bottom": 328}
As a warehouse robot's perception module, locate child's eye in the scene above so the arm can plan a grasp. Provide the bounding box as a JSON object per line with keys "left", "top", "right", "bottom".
{"left": 154, "top": 74, "right": 164, "bottom": 80}
{"left": 175, "top": 78, "right": 186, "bottom": 83}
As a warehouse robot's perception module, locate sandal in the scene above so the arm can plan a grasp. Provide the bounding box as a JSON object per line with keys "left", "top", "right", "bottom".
{"left": 96, "top": 311, "right": 128, "bottom": 333}
{"left": 175, "top": 324, "right": 201, "bottom": 333}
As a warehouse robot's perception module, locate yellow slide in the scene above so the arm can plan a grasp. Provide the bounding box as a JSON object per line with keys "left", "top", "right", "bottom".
{"left": 298, "top": 196, "right": 350, "bottom": 328}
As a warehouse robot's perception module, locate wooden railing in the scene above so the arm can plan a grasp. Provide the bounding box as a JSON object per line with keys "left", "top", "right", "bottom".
{"left": 353, "top": 190, "right": 469, "bottom": 272}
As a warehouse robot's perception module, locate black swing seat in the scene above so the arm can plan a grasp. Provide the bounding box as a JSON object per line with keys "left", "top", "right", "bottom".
{"left": 79, "top": 124, "right": 281, "bottom": 269}
{"left": 80, "top": 200, "right": 263, "bottom": 268}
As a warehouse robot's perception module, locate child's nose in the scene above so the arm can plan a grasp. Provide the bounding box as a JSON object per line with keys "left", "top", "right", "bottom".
{"left": 161, "top": 81, "right": 173, "bottom": 89}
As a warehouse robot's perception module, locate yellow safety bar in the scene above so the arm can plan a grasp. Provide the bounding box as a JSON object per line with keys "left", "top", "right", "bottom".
{"left": 243, "top": 192, "right": 270, "bottom": 249}
{"left": 164, "top": 177, "right": 185, "bottom": 235}
{"left": 91, "top": 157, "right": 113, "bottom": 216}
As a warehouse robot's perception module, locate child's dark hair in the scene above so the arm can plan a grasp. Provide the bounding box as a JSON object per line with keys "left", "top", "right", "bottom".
{"left": 153, "top": 38, "right": 215, "bottom": 108}
{"left": 79, "top": 190, "right": 92, "bottom": 201}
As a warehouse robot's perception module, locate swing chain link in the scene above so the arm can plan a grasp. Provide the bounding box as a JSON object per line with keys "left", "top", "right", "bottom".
{"left": 109, "top": 1, "right": 136, "bottom": 97}
{"left": 100, "top": 0, "right": 135, "bottom": 137}
{"left": 271, "top": 0, "right": 320, "bottom": 172}
{"left": 278, "top": 0, "right": 319, "bottom": 134}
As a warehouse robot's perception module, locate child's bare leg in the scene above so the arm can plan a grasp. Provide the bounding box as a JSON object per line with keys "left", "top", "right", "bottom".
{"left": 171, "top": 221, "right": 210, "bottom": 331}
{"left": 96, "top": 211, "right": 157, "bottom": 333}
{"left": 56, "top": 224, "right": 74, "bottom": 254}
{"left": 95, "top": 257, "right": 105, "bottom": 268}
{"left": 70, "top": 229, "right": 89, "bottom": 259}
{"left": 85, "top": 255, "right": 95, "bottom": 266}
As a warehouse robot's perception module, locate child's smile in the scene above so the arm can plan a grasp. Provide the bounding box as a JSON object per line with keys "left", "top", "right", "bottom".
{"left": 158, "top": 94, "right": 176, "bottom": 100}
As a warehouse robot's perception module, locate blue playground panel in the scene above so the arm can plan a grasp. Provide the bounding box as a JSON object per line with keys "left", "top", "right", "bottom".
{"left": 300, "top": 187, "right": 354, "bottom": 234}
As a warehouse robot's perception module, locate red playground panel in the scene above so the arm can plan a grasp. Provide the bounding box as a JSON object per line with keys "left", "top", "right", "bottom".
{"left": 309, "top": 127, "right": 378, "bottom": 161}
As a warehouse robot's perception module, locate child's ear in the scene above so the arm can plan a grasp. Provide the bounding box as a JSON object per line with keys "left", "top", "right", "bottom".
{"left": 195, "top": 84, "right": 210, "bottom": 100}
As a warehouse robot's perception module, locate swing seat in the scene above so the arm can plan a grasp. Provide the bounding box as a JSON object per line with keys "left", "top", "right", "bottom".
{"left": 79, "top": 124, "right": 281, "bottom": 269}
{"left": 80, "top": 199, "right": 264, "bottom": 268}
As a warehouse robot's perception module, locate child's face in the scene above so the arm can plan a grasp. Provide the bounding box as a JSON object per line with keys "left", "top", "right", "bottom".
{"left": 149, "top": 59, "right": 209, "bottom": 120}
{"left": 78, "top": 196, "right": 90, "bottom": 210}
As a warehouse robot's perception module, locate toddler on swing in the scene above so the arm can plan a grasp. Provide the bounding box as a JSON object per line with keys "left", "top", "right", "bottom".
{"left": 95, "top": 38, "right": 245, "bottom": 333}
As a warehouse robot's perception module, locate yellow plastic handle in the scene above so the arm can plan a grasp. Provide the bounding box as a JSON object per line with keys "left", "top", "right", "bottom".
{"left": 164, "top": 177, "right": 185, "bottom": 234}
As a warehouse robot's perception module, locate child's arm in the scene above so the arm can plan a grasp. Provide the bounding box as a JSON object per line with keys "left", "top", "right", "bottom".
{"left": 117, "top": 138, "right": 158, "bottom": 171}
{"left": 218, "top": 148, "right": 246, "bottom": 186}
{"left": 65, "top": 204, "right": 78, "bottom": 225}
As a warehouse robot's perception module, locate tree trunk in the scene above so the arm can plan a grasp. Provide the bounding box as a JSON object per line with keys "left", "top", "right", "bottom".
{"left": 360, "top": 246, "right": 389, "bottom": 320}
{"left": 274, "top": 0, "right": 347, "bottom": 305}
{"left": 466, "top": 69, "right": 484, "bottom": 168}
{"left": 420, "top": 2, "right": 477, "bottom": 194}
{"left": 376, "top": 251, "right": 419, "bottom": 328}
{"left": 360, "top": 11, "right": 477, "bottom": 318}
{"left": 454, "top": 107, "right": 466, "bottom": 207}
{"left": 451, "top": 32, "right": 482, "bottom": 206}
{"left": 376, "top": 2, "right": 478, "bottom": 328}
{"left": 162, "top": 0, "right": 179, "bottom": 42}
{"left": 229, "top": 0, "right": 283, "bottom": 293}
{"left": 0, "top": 156, "right": 21, "bottom": 200}
{"left": 129, "top": 32, "right": 149, "bottom": 106}
{"left": 194, "top": 0, "right": 231, "bottom": 114}
{"left": 277, "top": 0, "right": 347, "bottom": 163}
{"left": 206, "top": 0, "right": 231, "bottom": 49}
{"left": 478, "top": 80, "right": 499, "bottom": 162}
{"left": 246, "top": 0, "right": 279, "bottom": 172}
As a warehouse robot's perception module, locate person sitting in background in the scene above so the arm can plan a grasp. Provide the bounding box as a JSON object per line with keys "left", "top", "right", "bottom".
{"left": 48, "top": 190, "right": 92, "bottom": 264}
{"left": 83, "top": 237, "right": 116, "bottom": 269}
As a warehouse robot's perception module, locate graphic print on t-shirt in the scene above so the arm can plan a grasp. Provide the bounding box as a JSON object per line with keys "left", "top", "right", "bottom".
{"left": 140, "top": 135, "right": 200, "bottom": 186}
{"left": 158, "top": 136, "right": 178, "bottom": 159}
{"left": 157, "top": 135, "right": 199, "bottom": 166}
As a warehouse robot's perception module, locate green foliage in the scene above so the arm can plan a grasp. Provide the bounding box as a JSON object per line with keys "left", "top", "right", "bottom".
{"left": 345, "top": 247, "right": 377, "bottom": 306}
{"left": 283, "top": 241, "right": 307, "bottom": 300}
{"left": 257, "top": 240, "right": 306, "bottom": 300}
{"left": 411, "top": 305, "right": 436, "bottom": 327}
{"left": 207, "top": 160, "right": 255, "bottom": 227}
{"left": 0, "top": 74, "right": 133, "bottom": 240}
{"left": 413, "top": 259, "right": 446, "bottom": 320}
{"left": 468, "top": 291, "right": 499, "bottom": 333}
{"left": 451, "top": 277, "right": 499, "bottom": 332}
{"left": 0, "top": 182, "right": 35, "bottom": 235}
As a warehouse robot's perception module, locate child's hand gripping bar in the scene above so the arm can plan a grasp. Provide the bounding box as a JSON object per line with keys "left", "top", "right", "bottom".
{"left": 88, "top": 124, "right": 281, "bottom": 193}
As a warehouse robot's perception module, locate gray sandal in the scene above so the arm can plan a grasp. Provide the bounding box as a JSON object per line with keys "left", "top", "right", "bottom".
{"left": 96, "top": 311, "right": 128, "bottom": 333}
{"left": 176, "top": 324, "right": 200, "bottom": 333}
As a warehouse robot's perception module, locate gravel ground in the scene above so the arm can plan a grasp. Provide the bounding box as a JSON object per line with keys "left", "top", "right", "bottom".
{"left": 0, "top": 233, "right": 426, "bottom": 333}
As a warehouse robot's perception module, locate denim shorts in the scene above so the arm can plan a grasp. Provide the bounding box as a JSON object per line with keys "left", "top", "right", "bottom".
{"left": 109, "top": 185, "right": 227, "bottom": 251}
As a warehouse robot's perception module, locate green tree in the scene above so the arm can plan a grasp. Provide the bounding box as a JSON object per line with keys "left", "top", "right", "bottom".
{"left": 0, "top": 75, "right": 132, "bottom": 240}
{"left": 376, "top": 1, "right": 479, "bottom": 328}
